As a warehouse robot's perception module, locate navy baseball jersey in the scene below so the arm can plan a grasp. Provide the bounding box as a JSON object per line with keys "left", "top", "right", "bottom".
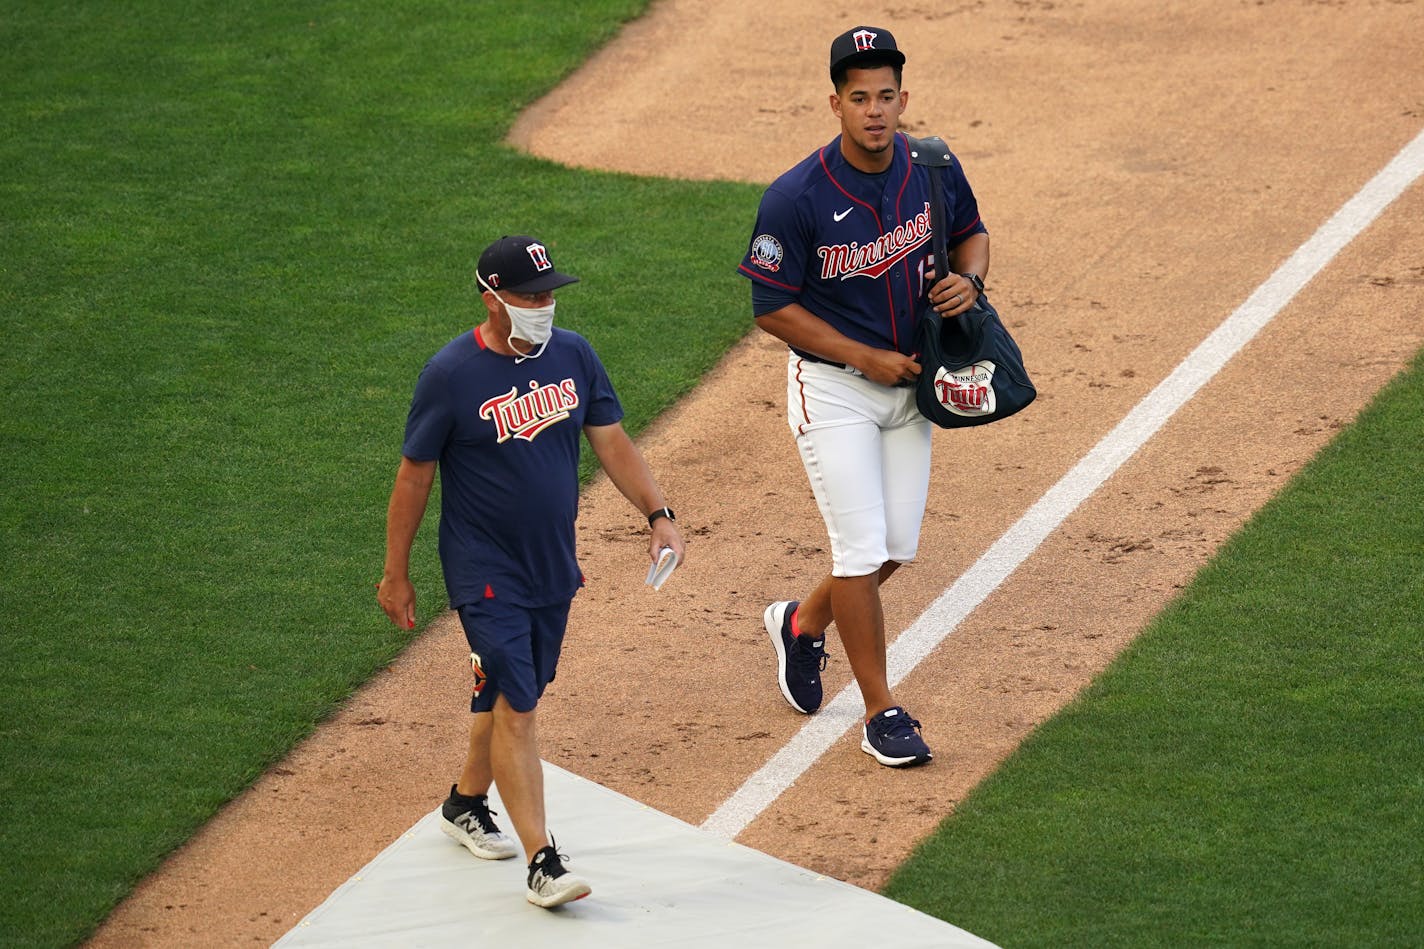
{"left": 402, "top": 325, "right": 623, "bottom": 609}
{"left": 738, "top": 132, "right": 986, "bottom": 357}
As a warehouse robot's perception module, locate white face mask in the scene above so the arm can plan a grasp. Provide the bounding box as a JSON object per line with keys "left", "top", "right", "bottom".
{"left": 501, "top": 296, "right": 555, "bottom": 361}
{"left": 479, "top": 275, "right": 555, "bottom": 360}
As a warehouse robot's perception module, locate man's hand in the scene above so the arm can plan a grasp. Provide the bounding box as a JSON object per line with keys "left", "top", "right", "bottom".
{"left": 649, "top": 517, "right": 685, "bottom": 566}
{"left": 857, "top": 349, "right": 922, "bottom": 387}
{"left": 925, "top": 267, "right": 980, "bottom": 317}
{"left": 377, "top": 574, "right": 417, "bottom": 630}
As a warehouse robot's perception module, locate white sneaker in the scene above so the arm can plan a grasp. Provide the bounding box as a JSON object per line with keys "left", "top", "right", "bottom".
{"left": 526, "top": 840, "right": 591, "bottom": 908}
{"left": 439, "top": 784, "right": 517, "bottom": 860}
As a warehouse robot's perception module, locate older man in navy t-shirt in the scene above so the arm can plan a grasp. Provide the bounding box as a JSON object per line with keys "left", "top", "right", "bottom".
{"left": 379, "top": 234, "right": 684, "bottom": 909}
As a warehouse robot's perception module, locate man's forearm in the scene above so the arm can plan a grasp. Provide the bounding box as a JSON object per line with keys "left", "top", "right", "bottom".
{"left": 755, "top": 303, "right": 874, "bottom": 367}
{"left": 755, "top": 302, "right": 921, "bottom": 387}
{"left": 948, "top": 232, "right": 990, "bottom": 283}
{"left": 384, "top": 458, "right": 435, "bottom": 578}
{"left": 586, "top": 425, "right": 665, "bottom": 516}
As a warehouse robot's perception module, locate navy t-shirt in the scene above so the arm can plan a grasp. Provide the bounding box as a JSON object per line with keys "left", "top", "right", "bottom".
{"left": 402, "top": 325, "right": 624, "bottom": 608}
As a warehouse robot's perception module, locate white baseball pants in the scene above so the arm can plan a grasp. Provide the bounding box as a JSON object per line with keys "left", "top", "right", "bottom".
{"left": 784, "top": 353, "right": 933, "bottom": 577}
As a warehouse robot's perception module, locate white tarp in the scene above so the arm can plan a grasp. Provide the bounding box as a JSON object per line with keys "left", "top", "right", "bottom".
{"left": 276, "top": 762, "right": 996, "bottom": 948}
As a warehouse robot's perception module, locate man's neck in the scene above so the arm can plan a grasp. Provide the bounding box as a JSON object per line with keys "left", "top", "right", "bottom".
{"left": 840, "top": 138, "right": 895, "bottom": 174}
{"left": 475, "top": 323, "right": 533, "bottom": 358}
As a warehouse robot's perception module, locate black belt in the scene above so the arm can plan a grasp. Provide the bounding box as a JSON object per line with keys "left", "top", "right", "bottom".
{"left": 793, "top": 349, "right": 914, "bottom": 388}
{"left": 791, "top": 349, "right": 848, "bottom": 370}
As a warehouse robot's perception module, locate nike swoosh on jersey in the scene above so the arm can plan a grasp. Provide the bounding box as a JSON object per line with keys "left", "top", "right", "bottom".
{"left": 832, "top": 207, "right": 853, "bottom": 222}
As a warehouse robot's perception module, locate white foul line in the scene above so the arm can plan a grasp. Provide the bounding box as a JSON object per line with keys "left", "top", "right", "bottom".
{"left": 701, "top": 127, "right": 1424, "bottom": 840}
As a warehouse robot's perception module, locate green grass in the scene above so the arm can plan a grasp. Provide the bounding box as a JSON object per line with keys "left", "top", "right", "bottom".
{"left": 884, "top": 350, "right": 1424, "bottom": 947}
{"left": 0, "top": 2, "right": 758, "bottom": 945}
{"left": 5, "top": 2, "right": 1423, "bottom": 948}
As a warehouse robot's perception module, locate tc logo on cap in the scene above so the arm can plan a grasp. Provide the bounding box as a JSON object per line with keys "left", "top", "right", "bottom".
{"left": 526, "top": 241, "right": 552, "bottom": 272}
{"left": 853, "top": 28, "right": 879, "bottom": 52}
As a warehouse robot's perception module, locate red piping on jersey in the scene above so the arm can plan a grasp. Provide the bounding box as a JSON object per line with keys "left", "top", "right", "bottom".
{"left": 820, "top": 137, "right": 919, "bottom": 351}
{"left": 951, "top": 214, "right": 983, "bottom": 238}
{"left": 474, "top": 325, "right": 489, "bottom": 350}
{"left": 793, "top": 358, "right": 811, "bottom": 435}
{"left": 739, "top": 263, "right": 800, "bottom": 292}
{"left": 887, "top": 135, "right": 918, "bottom": 349}
{"left": 882, "top": 259, "right": 900, "bottom": 348}
{"left": 818, "top": 146, "right": 880, "bottom": 214}
{"left": 893, "top": 133, "right": 914, "bottom": 208}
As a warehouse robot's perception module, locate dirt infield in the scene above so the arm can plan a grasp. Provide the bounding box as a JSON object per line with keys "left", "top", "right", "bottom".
{"left": 88, "top": 2, "right": 1424, "bottom": 945}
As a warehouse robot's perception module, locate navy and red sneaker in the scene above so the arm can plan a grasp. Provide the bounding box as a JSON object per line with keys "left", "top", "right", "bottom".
{"left": 764, "top": 600, "right": 827, "bottom": 714}
{"left": 861, "top": 706, "right": 933, "bottom": 767}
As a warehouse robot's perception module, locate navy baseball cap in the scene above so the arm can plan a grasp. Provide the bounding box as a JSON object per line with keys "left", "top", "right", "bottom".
{"left": 477, "top": 235, "right": 579, "bottom": 294}
{"left": 829, "top": 25, "right": 905, "bottom": 80}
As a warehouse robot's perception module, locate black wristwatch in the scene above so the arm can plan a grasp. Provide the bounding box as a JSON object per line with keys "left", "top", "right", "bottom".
{"left": 960, "top": 272, "right": 985, "bottom": 294}
{"left": 647, "top": 507, "right": 675, "bottom": 526}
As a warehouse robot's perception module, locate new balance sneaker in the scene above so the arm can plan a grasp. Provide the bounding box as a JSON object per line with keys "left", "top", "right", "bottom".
{"left": 861, "top": 706, "right": 933, "bottom": 767}
{"left": 440, "top": 784, "right": 518, "bottom": 860}
{"left": 764, "top": 600, "right": 828, "bottom": 714}
{"left": 526, "top": 839, "right": 591, "bottom": 908}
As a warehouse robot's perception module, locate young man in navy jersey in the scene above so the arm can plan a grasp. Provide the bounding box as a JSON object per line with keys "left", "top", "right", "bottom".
{"left": 379, "top": 234, "right": 684, "bottom": 907}
{"left": 738, "top": 26, "right": 990, "bottom": 767}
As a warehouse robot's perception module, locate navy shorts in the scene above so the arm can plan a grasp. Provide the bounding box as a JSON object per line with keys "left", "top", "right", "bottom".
{"left": 456, "top": 598, "right": 572, "bottom": 714}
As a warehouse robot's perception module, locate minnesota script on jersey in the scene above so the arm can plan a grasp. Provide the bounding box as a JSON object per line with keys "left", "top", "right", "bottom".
{"left": 738, "top": 132, "right": 986, "bottom": 358}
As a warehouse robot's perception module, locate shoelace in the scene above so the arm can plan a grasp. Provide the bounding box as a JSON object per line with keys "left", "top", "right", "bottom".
{"left": 532, "top": 838, "right": 571, "bottom": 880}
{"left": 469, "top": 800, "right": 503, "bottom": 834}
{"left": 789, "top": 636, "right": 828, "bottom": 677}
{"left": 875, "top": 713, "right": 923, "bottom": 743}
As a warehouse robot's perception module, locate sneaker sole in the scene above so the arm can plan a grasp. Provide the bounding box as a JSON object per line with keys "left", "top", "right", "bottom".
{"left": 440, "top": 816, "right": 518, "bottom": 860}
{"left": 527, "top": 876, "right": 592, "bottom": 908}
{"left": 764, "top": 601, "right": 816, "bottom": 714}
{"left": 860, "top": 737, "right": 934, "bottom": 768}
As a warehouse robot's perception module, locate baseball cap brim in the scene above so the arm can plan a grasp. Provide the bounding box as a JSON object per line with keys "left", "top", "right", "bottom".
{"left": 832, "top": 48, "right": 906, "bottom": 74}
{"left": 504, "top": 270, "right": 579, "bottom": 294}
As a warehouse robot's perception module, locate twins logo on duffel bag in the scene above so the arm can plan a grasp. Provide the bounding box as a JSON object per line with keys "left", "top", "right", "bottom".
{"left": 933, "top": 360, "right": 997, "bottom": 417}
{"left": 913, "top": 293, "right": 1036, "bottom": 429}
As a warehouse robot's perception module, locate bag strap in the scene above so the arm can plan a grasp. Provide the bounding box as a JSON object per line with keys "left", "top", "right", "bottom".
{"left": 905, "top": 133, "right": 953, "bottom": 168}
{"left": 905, "top": 134, "right": 951, "bottom": 286}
